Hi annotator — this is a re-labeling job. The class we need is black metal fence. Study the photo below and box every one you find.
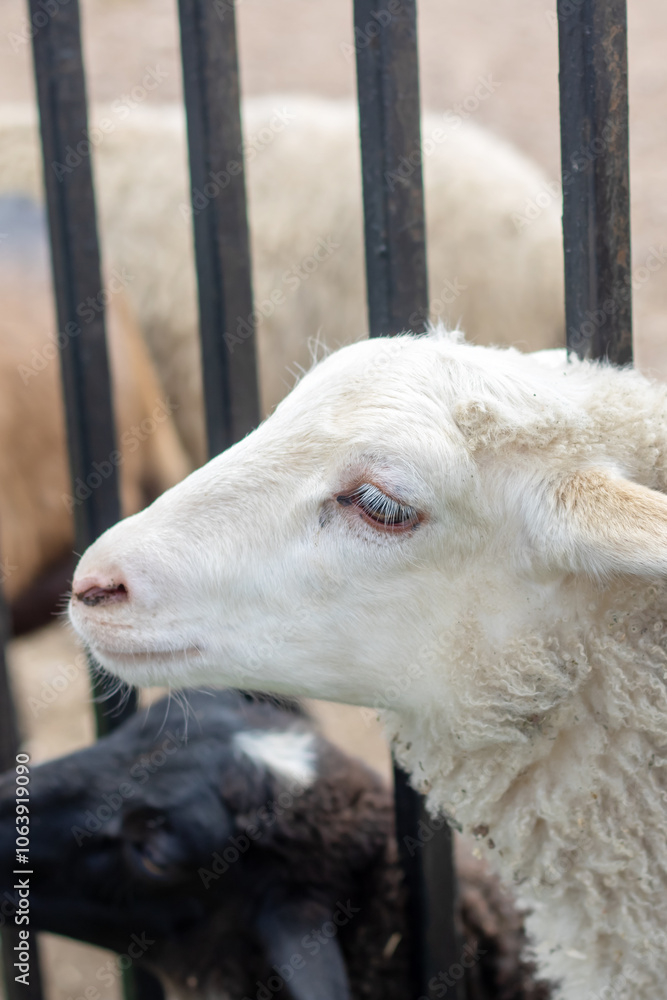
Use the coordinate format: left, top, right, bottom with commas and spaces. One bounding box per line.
0, 0, 632, 998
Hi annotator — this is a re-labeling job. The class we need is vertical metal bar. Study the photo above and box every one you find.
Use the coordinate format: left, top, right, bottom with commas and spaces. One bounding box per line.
355, 0, 429, 337
178, 0, 260, 458
354, 3, 462, 998
27, 4, 158, 997
0, 582, 46, 1000
558, 0, 632, 364
0, 595, 19, 781
393, 767, 462, 1000
28, 0, 136, 734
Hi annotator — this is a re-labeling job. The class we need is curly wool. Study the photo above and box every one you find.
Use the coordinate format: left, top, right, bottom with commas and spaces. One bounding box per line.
382, 354, 667, 1000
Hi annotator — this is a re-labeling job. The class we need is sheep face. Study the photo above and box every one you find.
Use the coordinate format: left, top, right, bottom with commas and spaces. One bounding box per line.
70, 335, 481, 709
70, 332, 667, 726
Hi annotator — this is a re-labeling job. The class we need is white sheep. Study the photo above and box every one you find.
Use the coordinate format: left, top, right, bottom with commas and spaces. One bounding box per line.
70, 329, 667, 1000
0, 99, 564, 463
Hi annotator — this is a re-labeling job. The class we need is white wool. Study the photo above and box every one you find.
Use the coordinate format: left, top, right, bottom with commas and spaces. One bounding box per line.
70, 330, 667, 999
0, 98, 564, 464
233, 729, 317, 787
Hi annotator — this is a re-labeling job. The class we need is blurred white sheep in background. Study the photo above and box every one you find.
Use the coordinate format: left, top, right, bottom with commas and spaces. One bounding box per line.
0, 97, 564, 464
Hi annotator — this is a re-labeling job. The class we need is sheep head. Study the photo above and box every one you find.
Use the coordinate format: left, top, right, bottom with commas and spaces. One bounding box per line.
0, 691, 382, 1000
69, 331, 667, 730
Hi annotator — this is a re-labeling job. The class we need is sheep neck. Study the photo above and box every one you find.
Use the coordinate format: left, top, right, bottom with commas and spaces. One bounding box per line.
384, 575, 667, 1000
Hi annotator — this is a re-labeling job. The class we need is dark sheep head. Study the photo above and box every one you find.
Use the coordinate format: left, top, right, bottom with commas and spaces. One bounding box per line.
0, 690, 403, 1000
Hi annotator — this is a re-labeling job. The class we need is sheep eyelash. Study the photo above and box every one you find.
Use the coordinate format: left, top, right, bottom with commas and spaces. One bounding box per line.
336, 483, 420, 531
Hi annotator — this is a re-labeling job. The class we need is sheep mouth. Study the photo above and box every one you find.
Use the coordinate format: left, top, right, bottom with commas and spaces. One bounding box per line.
90, 646, 204, 667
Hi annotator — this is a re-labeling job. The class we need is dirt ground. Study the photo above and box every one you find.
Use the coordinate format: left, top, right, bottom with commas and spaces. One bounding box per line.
0, 0, 666, 997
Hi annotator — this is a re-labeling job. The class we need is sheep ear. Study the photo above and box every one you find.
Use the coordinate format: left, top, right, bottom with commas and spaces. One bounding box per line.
255, 896, 352, 1000
543, 469, 667, 578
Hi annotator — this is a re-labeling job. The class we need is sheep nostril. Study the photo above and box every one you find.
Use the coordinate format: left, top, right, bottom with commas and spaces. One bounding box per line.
75, 583, 128, 607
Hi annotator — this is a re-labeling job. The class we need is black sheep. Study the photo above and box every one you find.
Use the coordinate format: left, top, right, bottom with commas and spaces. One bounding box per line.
0, 690, 551, 1000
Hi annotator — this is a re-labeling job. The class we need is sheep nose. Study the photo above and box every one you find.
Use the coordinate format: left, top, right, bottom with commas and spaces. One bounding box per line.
74, 576, 129, 607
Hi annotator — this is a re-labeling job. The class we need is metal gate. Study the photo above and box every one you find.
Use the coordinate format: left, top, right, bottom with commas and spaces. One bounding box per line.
0, 0, 632, 997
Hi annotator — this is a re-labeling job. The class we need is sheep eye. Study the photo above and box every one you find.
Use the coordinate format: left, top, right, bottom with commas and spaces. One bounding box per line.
336, 484, 420, 532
